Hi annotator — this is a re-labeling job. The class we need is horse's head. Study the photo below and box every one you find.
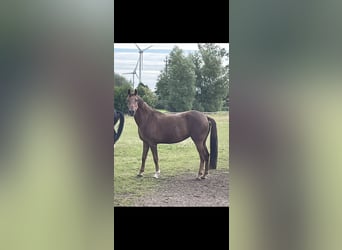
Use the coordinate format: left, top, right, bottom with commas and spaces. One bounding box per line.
127, 89, 139, 116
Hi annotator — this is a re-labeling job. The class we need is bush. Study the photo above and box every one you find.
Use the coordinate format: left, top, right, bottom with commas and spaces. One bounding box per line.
114, 83, 131, 113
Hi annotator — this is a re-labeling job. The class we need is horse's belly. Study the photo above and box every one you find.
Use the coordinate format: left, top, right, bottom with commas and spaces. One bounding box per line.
139, 129, 189, 144
157, 134, 190, 144
158, 125, 190, 143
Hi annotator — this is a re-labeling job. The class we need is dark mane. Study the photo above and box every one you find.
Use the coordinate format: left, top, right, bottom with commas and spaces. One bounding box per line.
136, 95, 164, 115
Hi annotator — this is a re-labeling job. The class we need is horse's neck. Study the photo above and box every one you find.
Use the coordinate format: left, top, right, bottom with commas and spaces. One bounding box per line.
134, 100, 152, 127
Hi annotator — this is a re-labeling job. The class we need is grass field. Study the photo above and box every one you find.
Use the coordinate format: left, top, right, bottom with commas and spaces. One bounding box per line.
114, 111, 229, 206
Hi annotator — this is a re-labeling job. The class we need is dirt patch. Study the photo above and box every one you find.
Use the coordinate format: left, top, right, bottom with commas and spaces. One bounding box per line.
131, 169, 229, 207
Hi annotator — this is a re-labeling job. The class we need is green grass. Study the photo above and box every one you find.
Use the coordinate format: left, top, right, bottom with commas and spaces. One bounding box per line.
114, 112, 229, 206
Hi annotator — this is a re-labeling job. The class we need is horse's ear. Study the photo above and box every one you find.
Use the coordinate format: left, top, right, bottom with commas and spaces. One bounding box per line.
127, 89, 131, 96
134, 89, 137, 95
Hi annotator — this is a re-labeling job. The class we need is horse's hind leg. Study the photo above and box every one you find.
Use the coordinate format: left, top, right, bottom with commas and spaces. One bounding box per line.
202, 143, 210, 179
195, 142, 206, 180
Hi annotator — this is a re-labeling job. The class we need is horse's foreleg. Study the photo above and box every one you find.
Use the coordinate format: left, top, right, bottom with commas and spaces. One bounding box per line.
138, 141, 149, 177
150, 144, 160, 178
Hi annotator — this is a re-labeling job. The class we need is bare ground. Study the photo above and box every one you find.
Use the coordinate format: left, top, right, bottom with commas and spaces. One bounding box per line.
131, 169, 229, 207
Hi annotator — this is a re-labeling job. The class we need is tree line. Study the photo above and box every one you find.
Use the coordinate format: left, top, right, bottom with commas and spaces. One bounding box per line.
114, 43, 229, 113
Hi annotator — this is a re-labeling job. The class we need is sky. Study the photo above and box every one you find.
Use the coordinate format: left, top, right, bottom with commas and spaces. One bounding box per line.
114, 43, 229, 91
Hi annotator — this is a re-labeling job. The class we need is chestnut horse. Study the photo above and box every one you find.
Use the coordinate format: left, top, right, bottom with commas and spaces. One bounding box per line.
127, 89, 218, 179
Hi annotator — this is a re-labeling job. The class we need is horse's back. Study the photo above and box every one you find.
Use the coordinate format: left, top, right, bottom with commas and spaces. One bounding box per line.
184, 110, 207, 121
167, 110, 209, 141
159, 110, 207, 128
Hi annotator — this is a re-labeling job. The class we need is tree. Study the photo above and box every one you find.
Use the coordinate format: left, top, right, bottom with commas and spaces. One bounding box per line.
114, 72, 132, 113
114, 84, 131, 113
136, 83, 157, 108
191, 43, 229, 111
155, 46, 196, 112
155, 70, 170, 109
114, 72, 132, 87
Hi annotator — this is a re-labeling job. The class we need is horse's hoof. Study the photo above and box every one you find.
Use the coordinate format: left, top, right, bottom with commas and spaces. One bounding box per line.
137, 173, 144, 177
153, 171, 160, 178
201, 175, 208, 179
196, 176, 203, 180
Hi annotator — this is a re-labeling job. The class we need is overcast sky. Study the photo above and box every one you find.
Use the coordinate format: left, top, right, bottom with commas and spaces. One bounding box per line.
114, 43, 229, 91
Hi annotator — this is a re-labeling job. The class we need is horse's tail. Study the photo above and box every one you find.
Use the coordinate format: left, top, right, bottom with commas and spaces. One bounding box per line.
114, 111, 124, 144
207, 117, 218, 169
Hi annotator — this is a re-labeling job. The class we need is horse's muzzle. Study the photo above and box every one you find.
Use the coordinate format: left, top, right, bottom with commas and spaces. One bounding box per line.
128, 110, 135, 116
